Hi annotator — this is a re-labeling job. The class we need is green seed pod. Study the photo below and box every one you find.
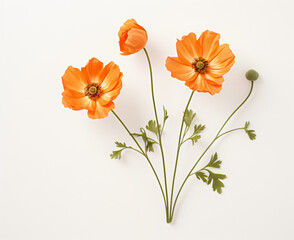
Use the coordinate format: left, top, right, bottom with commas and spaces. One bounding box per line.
246, 69, 259, 81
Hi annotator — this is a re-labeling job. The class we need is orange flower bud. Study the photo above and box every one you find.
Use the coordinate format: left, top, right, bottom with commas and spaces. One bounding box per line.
118, 19, 148, 55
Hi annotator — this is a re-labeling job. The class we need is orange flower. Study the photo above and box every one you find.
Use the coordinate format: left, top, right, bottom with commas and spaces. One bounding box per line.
118, 19, 148, 55
62, 58, 123, 119
166, 30, 235, 95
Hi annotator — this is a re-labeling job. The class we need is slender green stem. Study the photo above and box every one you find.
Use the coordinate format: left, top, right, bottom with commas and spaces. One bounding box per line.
181, 136, 193, 146
216, 127, 245, 139
170, 81, 254, 220
170, 91, 195, 217
143, 48, 169, 221
216, 81, 254, 136
127, 147, 146, 156
171, 138, 216, 216
189, 127, 245, 176
181, 125, 190, 143
111, 110, 167, 207
161, 119, 167, 136
131, 133, 159, 145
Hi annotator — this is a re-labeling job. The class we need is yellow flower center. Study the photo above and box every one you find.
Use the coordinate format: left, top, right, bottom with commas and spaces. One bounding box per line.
85, 83, 101, 100
192, 57, 208, 73
88, 86, 97, 95
196, 61, 205, 70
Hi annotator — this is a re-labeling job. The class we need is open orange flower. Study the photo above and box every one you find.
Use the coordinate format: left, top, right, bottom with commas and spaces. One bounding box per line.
62, 58, 123, 119
118, 19, 148, 55
166, 30, 235, 95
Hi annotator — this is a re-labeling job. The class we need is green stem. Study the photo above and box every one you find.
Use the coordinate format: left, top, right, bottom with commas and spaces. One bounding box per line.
127, 147, 146, 156
170, 81, 254, 220
161, 119, 166, 136
131, 133, 159, 145
189, 127, 245, 176
180, 136, 192, 146
111, 110, 167, 207
216, 81, 254, 136
170, 91, 194, 217
216, 127, 245, 139
143, 48, 169, 222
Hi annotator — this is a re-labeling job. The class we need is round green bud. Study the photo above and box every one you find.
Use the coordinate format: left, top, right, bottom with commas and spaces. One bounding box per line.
246, 69, 259, 81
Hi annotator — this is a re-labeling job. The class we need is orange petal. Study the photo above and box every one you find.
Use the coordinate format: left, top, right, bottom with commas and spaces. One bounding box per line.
119, 31, 129, 54
62, 66, 87, 92
166, 57, 197, 82
176, 39, 195, 65
124, 28, 148, 53
204, 83, 222, 95
87, 101, 115, 119
98, 75, 122, 105
198, 30, 220, 60
118, 19, 143, 37
62, 90, 93, 111
100, 62, 121, 92
181, 33, 202, 59
185, 74, 222, 95
204, 72, 224, 85
63, 88, 85, 98
185, 74, 206, 92
81, 58, 104, 84
208, 44, 235, 75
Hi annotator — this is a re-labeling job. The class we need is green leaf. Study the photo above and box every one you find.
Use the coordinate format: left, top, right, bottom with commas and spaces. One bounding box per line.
163, 106, 169, 122
146, 141, 156, 152
132, 129, 158, 153
139, 128, 157, 153
195, 171, 208, 183
115, 141, 127, 148
140, 128, 148, 143
183, 109, 196, 127
206, 153, 222, 169
193, 124, 205, 135
244, 122, 256, 140
191, 135, 201, 145
190, 124, 205, 145
245, 129, 256, 140
111, 141, 129, 160
244, 121, 250, 129
161, 106, 169, 134
110, 149, 123, 160
207, 170, 227, 194
146, 120, 160, 135
194, 153, 226, 193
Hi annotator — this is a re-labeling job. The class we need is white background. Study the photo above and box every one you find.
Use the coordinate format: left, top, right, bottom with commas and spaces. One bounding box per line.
1, 0, 294, 239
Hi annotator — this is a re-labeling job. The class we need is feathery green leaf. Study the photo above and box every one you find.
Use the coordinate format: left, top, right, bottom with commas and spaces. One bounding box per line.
146, 141, 156, 152
193, 124, 205, 135
195, 171, 208, 183
115, 141, 127, 148
146, 120, 158, 135
244, 121, 256, 140
110, 149, 123, 160
191, 135, 201, 145
183, 109, 196, 127
163, 106, 169, 122
140, 128, 148, 143
110, 141, 130, 160
206, 153, 222, 169
194, 153, 226, 194
206, 170, 227, 194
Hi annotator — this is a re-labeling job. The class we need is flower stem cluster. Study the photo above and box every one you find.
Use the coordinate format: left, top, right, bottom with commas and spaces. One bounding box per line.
62, 18, 258, 223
